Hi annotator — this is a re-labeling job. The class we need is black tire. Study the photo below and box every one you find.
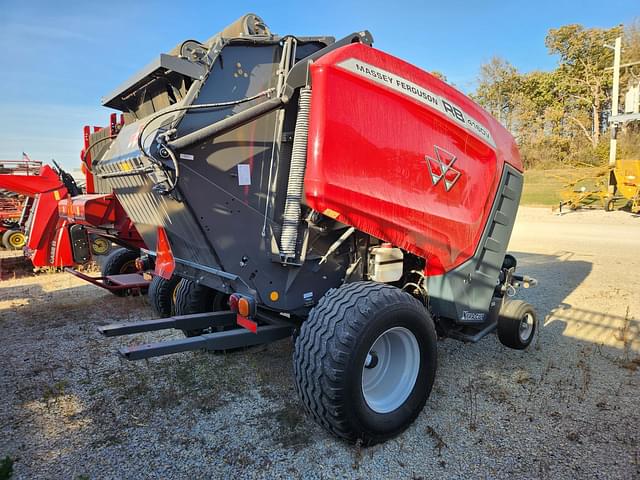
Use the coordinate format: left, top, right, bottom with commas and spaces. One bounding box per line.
497, 300, 537, 350
101, 248, 139, 296
2, 229, 26, 250
149, 275, 182, 317
293, 281, 437, 445
174, 279, 230, 337
605, 198, 616, 212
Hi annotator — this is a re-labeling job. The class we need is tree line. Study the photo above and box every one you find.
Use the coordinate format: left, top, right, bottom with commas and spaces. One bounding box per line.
472, 21, 640, 169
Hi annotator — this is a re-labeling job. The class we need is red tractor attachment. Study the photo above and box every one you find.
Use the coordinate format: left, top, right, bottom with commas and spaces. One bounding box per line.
0, 158, 43, 249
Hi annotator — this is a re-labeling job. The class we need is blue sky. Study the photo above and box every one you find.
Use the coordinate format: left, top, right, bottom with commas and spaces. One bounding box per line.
0, 0, 636, 169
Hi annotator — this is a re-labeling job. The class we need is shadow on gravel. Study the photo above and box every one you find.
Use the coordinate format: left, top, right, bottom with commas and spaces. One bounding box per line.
0, 283, 94, 304
511, 250, 591, 314
3, 252, 640, 479
0, 282, 148, 312
511, 249, 595, 339
512, 249, 638, 358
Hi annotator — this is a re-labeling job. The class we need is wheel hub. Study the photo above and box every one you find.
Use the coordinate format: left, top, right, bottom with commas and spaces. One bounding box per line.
364, 351, 379, 369
361, 327, 420, 414
518, 312, 534, 342
9, 232, 26, 248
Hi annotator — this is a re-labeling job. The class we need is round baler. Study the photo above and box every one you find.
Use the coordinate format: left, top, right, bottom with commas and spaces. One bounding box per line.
94, 14, 538, 444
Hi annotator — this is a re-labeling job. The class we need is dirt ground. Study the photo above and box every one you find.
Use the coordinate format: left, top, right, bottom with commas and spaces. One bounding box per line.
0, 207, 638, 479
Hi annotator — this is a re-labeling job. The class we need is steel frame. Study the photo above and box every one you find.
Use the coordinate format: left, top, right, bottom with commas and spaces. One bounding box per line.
98, 310, 293, 360
64, 267, 149, 294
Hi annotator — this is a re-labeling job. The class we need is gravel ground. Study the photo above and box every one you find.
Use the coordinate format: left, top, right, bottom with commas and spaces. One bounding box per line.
0, 206, 639, 479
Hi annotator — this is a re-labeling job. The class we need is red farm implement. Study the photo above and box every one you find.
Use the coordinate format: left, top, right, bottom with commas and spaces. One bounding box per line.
0, 158, 44, 249
93, 15, 539, 445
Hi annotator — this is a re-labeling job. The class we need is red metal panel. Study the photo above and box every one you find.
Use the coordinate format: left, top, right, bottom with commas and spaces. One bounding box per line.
305, 44, 522, 275
26, 193, 74, 268
236, 314, 258, 333
0, 165, 62, 197
154, 226, 175, 280
81, 125, 96, 194
57, 194, 145, 249
58, 194, 116, 225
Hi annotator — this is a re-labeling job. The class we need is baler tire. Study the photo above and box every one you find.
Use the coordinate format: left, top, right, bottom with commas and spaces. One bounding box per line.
174, 279, 231, 338
293, 281, 437, 445
101, 248, 140, 297
497, 300, 537, 350
149, 275, 181, 318
2, 229, 26, 250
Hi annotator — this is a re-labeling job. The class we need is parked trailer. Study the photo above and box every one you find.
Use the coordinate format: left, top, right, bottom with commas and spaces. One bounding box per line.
96, 14, 538, 444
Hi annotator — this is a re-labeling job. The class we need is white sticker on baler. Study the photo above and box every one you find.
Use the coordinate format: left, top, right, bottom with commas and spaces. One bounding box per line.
179, 153, 194, 160
335, 58, 496, 149
237, 164, 251, 185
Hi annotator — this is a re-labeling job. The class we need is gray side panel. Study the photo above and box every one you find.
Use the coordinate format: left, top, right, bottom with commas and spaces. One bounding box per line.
427, 164, 523, 323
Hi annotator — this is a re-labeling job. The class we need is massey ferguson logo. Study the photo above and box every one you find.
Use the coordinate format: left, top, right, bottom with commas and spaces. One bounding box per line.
426, 146, 461, 192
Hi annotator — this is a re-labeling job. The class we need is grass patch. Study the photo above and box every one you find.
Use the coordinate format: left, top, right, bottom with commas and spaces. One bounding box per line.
104, 352, 253, 415
42, 380, 68, 405
522, 167, 604, 206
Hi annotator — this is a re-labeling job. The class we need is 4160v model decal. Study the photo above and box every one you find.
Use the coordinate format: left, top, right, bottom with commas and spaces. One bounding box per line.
336, 58, 496, 149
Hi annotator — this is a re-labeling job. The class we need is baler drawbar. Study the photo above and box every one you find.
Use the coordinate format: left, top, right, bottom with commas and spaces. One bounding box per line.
95, 14, 538, 444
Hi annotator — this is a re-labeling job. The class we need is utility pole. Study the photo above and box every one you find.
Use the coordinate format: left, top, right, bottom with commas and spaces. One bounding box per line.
608, 37, 621, 170
606, 37, 622, 196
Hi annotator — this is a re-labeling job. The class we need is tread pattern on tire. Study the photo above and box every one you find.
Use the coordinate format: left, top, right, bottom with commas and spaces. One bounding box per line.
293, 281, 428, 441
101, 248, 139, 276
497, 299, 536, 349
149, 275, 181, 317
100, 248, 139, 296
174, 279, 216, 316
173, 279, 232, 338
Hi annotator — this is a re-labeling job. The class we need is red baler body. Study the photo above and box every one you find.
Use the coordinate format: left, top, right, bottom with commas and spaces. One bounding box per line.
305, 44, 522, 275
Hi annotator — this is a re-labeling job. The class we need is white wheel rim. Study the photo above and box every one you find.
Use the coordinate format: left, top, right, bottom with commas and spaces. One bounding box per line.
361, 326, 420, 414
519, 312, 534, 342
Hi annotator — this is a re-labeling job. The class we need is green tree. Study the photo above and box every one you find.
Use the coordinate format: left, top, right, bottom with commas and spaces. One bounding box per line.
474, 57, 521, 130
545, 23, 623, 147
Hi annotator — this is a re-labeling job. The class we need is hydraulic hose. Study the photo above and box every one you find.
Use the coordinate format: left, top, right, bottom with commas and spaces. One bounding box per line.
138, 88, 276, 158
167, 96, 283, 151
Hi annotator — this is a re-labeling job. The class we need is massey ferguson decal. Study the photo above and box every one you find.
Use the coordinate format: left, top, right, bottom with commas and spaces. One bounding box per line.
426, 146, 461, 191
336, 58, 496, 148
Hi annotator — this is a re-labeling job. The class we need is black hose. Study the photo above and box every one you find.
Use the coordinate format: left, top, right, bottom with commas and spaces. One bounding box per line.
136, 87, 276, 160
81, 135, 118, 172
167, 97, 283, 151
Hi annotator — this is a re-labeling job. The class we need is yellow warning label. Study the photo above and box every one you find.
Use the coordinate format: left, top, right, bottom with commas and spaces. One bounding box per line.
53, 190, 60, 201
323, 208, 340, 219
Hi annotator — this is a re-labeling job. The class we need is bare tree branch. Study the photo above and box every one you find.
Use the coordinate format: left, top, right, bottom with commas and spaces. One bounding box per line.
567, 115, 595, 146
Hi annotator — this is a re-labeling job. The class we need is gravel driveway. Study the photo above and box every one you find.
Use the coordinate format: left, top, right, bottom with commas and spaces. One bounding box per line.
1, 207, 638, 479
